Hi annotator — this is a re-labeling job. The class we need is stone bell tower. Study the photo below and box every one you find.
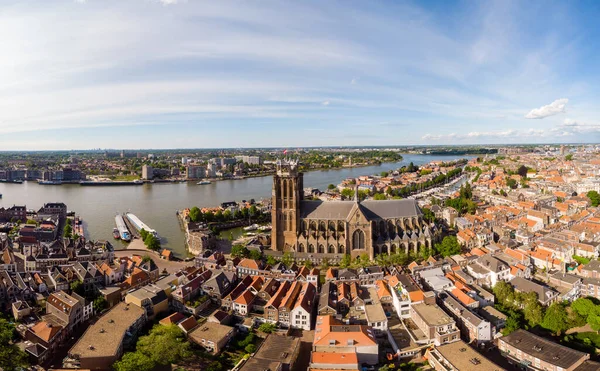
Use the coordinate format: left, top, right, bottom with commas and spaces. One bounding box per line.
271, 159, 303, 251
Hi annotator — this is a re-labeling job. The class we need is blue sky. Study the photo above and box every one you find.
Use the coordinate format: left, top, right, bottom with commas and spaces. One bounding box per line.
1, 0, 599, 150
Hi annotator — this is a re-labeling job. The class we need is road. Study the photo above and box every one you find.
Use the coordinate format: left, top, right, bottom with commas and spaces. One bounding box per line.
113, 249, 192, 273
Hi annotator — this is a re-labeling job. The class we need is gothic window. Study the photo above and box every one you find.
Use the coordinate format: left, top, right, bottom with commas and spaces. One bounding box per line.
318, 244, 325, 254
352, 230, 365, 250
328, 245, 335, 254
339, 245, 345, 254
298, 244, 304, 252
308, 244, 314, 253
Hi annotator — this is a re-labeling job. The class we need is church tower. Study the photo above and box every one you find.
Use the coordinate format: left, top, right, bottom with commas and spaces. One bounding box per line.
271, 159, 303, 251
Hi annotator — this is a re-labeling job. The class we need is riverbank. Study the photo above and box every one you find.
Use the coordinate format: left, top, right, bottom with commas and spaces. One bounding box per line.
0, 154, 476, 257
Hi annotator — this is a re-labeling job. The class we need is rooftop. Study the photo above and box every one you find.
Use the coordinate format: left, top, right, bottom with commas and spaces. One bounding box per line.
412, 302, 455, 327
69, 302, 145, 359
501, 329, 589, 369
433, 340, 505, 370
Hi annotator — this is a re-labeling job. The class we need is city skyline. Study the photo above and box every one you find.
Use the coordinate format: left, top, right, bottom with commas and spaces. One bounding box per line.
1, 0, 600, 150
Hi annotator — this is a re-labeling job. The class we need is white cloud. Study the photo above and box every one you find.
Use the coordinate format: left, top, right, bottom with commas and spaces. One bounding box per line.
158, 0, 180, 5
351, 78, 358, 85
525, 98, 568, 119
563, 118, 578, 126
321, 101, 330, 106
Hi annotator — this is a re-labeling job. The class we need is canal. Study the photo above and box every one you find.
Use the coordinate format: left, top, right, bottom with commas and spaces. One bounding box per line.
0, 154, 474, 256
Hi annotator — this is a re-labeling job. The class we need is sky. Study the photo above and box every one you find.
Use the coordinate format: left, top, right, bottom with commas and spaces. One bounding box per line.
1, 0, 600, 150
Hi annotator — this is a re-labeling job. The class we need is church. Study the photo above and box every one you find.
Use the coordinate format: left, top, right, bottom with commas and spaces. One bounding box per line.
270, 159, 440, 262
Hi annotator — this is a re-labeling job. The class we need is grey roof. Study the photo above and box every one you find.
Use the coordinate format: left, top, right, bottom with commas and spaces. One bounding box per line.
550, 272, 582, 285
299, 199, 421, 220
501, 329, 588, 369
440, 293, 483, 326
299, 201, 355, 219
574, 360, 600, 371
509, 277, 558, 304
474, 255, 508, 273
360, 199, 422, 219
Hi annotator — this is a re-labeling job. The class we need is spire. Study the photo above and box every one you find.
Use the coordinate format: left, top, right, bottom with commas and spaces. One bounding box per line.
354, 183, 360, 204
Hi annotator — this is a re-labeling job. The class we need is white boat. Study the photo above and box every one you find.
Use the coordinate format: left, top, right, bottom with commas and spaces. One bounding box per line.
244, 223, 259, 231
126, 213, 159, 238
258, 225, 272, 232
197, 180, 211, 185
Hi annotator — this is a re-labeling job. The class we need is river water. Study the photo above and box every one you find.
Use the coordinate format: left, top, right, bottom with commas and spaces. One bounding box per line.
0, 154, 473, 256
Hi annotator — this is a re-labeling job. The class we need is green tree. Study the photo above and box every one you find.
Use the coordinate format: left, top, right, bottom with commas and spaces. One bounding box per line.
258, 322, 276, 334
231, 244, 249, 258
506, 178, 518, 189
245, 344, 257, 353
206, 361, 224, 371
281, 252, 295, 267
493, 281, 514, 306
144, 235, 161, 251
93, 296, 108, 313
572, 298, 596, 319
434, 236, 461, 257
249, 250, 262, 261
380, 171, 389, 177
327, 184, 336, 190
223, 209, 232, 220
63, 222, 73, 238
304, 260, 314, 269
502, 313, 522, 335
266, 255, 278, 266
523, 295, 543, 327
189, 206, 201, 222
565, 154, 573, 161
339, 254, 352, 268
140, 228, 149, 240
136, 325, 191, 365
70, 280, 85, 296
374, 193, 387, 200
114, 352, 155, 371
341, 188, 355, 200
542, 303, 570, 335
0, 319, 28, 371
587, 190, 600, 207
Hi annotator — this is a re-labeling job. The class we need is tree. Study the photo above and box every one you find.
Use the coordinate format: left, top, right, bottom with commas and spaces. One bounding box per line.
249, 249, 262, 261
266, 255, 278, 266
506, 178, 518, 189
206, 361, 224, 371
327, 184, 336, 190
93, 296, 108, 313
523, 297, 543, 327
517, 165, 529, 178
245, 343, 257, 353
380, 171, 389, 177
341, 188, 355, 200
70, 280, 85, 296
565, 154, 573, 161
63, 222, 73, 238
258, 322, 276, 334
304, 260, 314, 269
231, 244, 249, 258
502, 313, 522, 335
281, 252, 295, 267
339, 254, 352, 268
144, 235, 161, 251
434, 236, 461, 257
587, 190, 600, 207
114, 351, 155, 371
189, 206, 201, 222
0, 319, 28, 371
135, 325, 191, 365
374, 193, 387, 200
588, 310, 600, 333
493, 281, 514, 306
542, 303, 570, 335
572, 298, 596, 319
140, 228, 148, 240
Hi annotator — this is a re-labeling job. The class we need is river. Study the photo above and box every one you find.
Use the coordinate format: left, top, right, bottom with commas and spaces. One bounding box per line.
0, 154, 473, 257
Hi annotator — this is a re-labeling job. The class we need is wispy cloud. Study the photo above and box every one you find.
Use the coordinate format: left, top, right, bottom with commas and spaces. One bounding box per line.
525, 98, 569, 119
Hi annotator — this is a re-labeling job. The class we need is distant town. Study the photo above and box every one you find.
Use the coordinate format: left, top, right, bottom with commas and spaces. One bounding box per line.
3, 144, 600, 371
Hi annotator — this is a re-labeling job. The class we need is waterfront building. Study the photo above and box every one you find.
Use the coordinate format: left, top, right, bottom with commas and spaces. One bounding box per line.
185, 165, 206, 180
270, 159, 438, 261
142, 165, 153, 180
